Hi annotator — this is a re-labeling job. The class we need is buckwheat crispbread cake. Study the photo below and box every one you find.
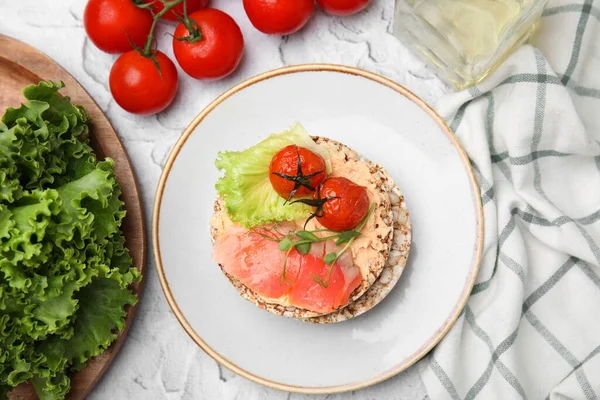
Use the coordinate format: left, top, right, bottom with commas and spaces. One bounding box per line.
211, 137, 411, 322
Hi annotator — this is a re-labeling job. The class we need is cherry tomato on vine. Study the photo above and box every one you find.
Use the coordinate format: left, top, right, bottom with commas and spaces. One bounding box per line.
243, 0, 314, 35
151, 0, 209, 22
316, 0, 371, 16
172, 9, 244, 80
313, 177, 369, 232
109, 50, 178, 115
84, 0, 153, 54
269, 145, 327, 201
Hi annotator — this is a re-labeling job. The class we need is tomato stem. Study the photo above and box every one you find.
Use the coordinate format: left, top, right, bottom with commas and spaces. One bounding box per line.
174, 0, 203, 43
142, 0, 184, 56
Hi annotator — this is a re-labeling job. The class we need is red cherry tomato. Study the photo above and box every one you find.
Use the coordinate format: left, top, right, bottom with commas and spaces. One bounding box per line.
172, 9, 244, 81
316, 0, 370, 16
151, 0, 209, 22
314, 177, 369, 231
269, 145, 327, 200
109, 50, 178, 115
243, 0, 314, 35
84, 0, 153, 54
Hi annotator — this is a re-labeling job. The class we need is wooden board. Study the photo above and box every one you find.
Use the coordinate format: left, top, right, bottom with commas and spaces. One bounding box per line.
0, 34, 147, 399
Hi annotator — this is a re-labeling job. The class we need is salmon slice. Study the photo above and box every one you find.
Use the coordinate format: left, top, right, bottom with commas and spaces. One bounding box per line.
212, 225, 298, 299
212, 224, 362, 314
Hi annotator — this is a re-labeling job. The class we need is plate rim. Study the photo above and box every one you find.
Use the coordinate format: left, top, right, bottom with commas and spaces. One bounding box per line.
152, 64, 484, 394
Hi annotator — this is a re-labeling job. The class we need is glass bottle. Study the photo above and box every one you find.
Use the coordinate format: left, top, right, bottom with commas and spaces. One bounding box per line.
394, 0, 548, 90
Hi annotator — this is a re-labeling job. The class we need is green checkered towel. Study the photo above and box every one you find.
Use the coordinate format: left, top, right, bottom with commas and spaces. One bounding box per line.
418, 0, 600, 399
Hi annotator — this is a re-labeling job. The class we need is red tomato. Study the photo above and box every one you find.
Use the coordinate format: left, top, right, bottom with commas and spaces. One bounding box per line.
109, 50, 178, 115
151, 0, 209, 22
314, 177, 369, 231
84, 0, 153, 54
243, 0, 314, 35
269, 145, 327, 201
316, 0, 370, 16
172, 9, 244, 81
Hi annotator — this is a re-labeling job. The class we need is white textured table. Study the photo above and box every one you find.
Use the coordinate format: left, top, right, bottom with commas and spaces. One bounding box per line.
0, 1, 448, 398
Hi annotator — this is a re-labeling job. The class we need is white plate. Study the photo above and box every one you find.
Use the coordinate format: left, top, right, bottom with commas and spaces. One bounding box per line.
153, 65, 483, 394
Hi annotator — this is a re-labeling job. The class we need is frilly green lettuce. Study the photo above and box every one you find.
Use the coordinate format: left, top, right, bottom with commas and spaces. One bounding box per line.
215, 123, 331, 227
0, 81, 139, 400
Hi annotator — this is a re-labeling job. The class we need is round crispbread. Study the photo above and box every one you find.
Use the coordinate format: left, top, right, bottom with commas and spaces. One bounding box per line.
211, 137, 411, 322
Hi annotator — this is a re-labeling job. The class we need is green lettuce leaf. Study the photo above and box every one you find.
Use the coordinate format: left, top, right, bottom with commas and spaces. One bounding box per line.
1, 81, 93, 192
67, 277, 137, 370
215, 123, 331, 227
31, 373, 70, 400
0, 81, 140, 400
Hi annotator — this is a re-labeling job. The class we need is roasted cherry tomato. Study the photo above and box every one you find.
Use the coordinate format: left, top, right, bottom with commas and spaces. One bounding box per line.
84, 0, 153, 54
109, 50, 178, 115
313, 177, 369, 231
316, 0, 370, 16
151, 0, 209, 21
243, 0, 314, 35
269, 145, 327, 201
172, 9, 244, 80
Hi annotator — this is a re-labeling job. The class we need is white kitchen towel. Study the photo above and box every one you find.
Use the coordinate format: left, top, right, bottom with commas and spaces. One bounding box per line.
418, 0, 600, 399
